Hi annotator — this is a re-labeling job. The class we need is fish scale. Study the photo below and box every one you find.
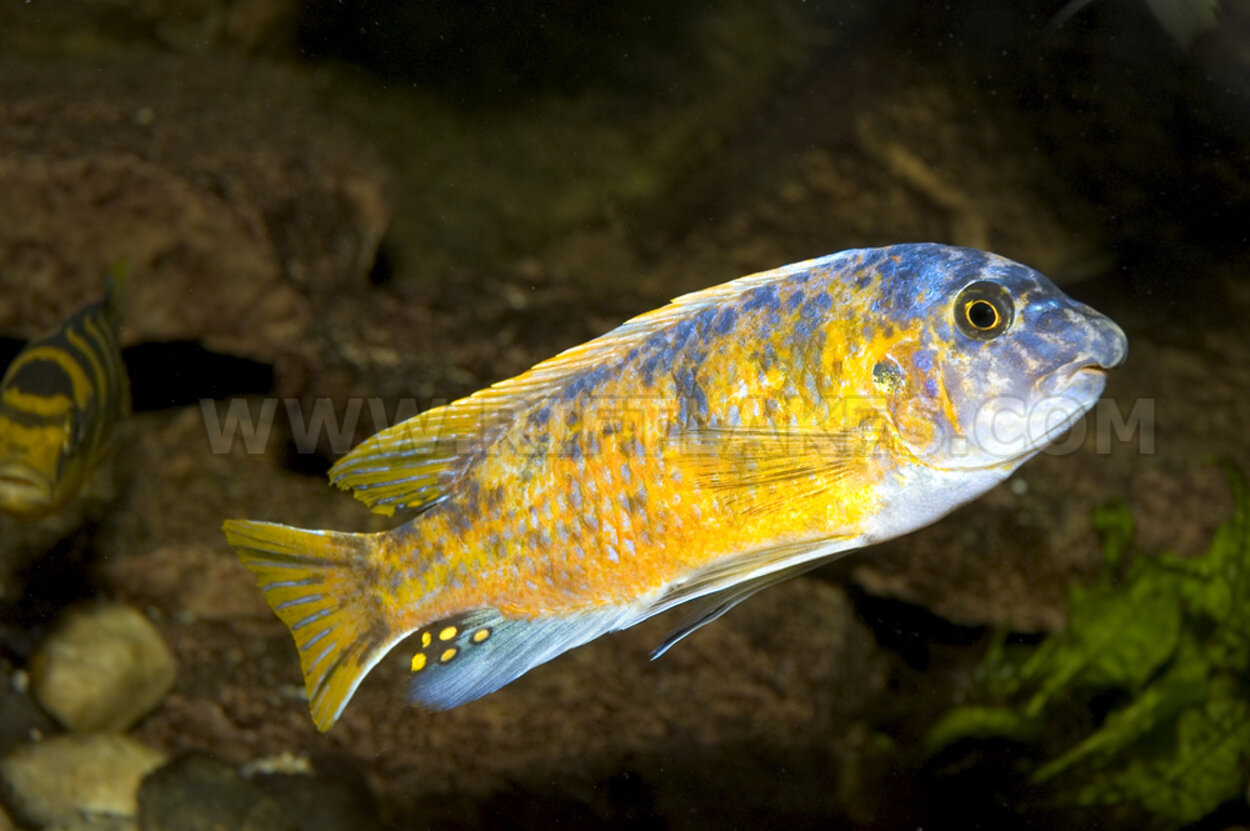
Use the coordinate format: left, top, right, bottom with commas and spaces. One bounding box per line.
224, 243, 1128, 732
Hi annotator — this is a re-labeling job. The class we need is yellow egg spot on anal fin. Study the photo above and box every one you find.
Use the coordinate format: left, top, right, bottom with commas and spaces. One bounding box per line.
421, 631, 432, 648
405, 607, 631, 711
411, 653, 427, 672
438, 626, 458, 641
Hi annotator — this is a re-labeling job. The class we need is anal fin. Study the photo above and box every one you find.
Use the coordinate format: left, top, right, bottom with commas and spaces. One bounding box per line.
404, 606, 635, 710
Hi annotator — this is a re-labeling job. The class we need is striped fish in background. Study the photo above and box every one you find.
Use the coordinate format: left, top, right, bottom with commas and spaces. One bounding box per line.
0, 270, 131, 518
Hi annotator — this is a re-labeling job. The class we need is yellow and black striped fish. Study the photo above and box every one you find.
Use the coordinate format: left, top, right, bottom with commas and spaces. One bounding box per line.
0, 271, 130, 518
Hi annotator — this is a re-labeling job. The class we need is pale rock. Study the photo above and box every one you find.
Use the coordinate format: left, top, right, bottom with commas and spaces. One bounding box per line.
29, 603, 176, 732
0, 733, 165, 828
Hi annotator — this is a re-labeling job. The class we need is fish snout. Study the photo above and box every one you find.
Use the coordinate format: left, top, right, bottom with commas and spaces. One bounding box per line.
1034, 310, 1126, 400
1085, 312, 1128, 371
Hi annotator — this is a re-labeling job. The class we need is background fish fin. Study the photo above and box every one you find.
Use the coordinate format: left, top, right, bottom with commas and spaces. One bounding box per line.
651, 562, 820, 659
405, 606, 635, 710
103, 262, 131, 334
330, 254, 849, 516
645, 536, 857, 656
673, 425, 885, 516
223, 519, 400, 732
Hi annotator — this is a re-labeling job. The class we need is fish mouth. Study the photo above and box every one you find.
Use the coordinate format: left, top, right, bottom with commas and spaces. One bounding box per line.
1038, 360, 1110, 400
931, 363, 1109, 474
1035, 370, 1105, 438
0, 464, 54, 512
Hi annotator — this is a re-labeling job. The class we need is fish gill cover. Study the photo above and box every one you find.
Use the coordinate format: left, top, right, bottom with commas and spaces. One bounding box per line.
925, 460, 1250, 824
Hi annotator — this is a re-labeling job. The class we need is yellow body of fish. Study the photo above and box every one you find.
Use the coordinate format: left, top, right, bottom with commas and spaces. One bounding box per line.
225, 244, 1127, 731
0, 271, 130, 518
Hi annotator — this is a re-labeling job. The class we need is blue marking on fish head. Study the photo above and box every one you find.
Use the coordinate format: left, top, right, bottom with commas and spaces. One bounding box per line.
859, 244, 1128, 473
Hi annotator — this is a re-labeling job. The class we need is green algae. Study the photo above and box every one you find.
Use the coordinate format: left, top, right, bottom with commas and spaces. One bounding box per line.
927, 461, 1250, 824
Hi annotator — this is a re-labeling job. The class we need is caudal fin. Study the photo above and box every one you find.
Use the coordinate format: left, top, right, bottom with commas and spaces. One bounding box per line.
223, 519, 398, 732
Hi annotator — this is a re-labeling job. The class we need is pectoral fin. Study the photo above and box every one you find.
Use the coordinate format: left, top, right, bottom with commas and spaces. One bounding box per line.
673, 424, 887, 516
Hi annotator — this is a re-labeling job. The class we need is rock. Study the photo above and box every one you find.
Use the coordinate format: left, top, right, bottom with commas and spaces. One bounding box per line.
0, 661, 56, 759
28, 603, 177, 732
137, 753, 295, 831
0, 0, 299, 57
45, 816, 138, 831
0, 53, 391, 406
250, 755, 386, 831
0, 733, 165, 828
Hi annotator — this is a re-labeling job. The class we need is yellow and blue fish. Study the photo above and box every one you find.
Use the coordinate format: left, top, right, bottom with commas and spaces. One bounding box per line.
224, 243, 1128, 732
0, 271, 130, 518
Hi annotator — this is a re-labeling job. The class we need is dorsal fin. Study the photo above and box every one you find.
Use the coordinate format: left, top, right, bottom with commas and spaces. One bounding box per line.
102, 263, 131, 335
329, 254, 841, 515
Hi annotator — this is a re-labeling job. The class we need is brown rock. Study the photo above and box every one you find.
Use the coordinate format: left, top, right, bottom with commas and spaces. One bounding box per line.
0, 54, 390, 402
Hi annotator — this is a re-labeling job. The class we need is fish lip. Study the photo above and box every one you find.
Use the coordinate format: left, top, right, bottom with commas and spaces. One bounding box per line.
0, 464, 54, 507
1038, 360, 1109, 399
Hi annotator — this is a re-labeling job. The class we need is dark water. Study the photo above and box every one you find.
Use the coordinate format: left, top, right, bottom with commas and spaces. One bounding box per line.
0, 1, 1248, 829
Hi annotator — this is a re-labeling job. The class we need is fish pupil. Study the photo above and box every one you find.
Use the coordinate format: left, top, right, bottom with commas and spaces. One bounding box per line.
953, 281, 1014, 341
966, 299, 999, 330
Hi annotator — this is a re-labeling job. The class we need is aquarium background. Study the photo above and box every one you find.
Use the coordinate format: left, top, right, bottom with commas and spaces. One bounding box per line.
0, 1, 1248, 829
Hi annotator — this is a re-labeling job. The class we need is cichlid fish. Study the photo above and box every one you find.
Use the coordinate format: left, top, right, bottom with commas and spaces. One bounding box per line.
224, 243, 1127, 732
0, 270, 131, 518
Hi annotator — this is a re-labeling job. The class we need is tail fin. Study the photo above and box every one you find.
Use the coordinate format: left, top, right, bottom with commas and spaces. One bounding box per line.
223, 519, 398, 732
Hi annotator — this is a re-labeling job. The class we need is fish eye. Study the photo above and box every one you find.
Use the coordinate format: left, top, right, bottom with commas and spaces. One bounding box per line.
954, 281, 1014, 341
